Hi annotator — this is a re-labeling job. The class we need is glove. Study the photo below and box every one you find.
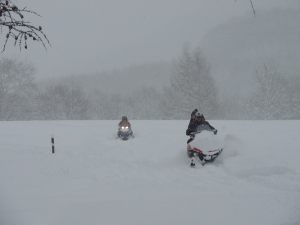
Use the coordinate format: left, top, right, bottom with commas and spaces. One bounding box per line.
213, 129, 218, 135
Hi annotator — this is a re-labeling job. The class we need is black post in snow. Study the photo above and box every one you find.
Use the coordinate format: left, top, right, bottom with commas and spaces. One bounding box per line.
51, 136, 55, 154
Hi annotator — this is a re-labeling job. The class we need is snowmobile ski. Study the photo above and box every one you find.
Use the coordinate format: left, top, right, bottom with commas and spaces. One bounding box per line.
187, 147, 223, 167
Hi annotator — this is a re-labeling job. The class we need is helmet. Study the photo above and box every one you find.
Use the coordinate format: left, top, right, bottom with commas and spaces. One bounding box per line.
195, 112, 204, 121
195, 112, 201, 117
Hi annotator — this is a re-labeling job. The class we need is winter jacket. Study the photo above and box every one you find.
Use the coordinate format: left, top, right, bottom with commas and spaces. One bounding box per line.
186, 110, 216, 136
118, 120, 131, 129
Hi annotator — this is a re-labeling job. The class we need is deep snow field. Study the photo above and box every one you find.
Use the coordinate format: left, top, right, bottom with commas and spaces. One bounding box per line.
0, 120, 300, 225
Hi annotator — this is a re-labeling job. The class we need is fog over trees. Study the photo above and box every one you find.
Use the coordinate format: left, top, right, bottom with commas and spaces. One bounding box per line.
164, 48, 219, 119
0, 58, 36, 120
1, 53, 300, 120
0, 5, 300, 120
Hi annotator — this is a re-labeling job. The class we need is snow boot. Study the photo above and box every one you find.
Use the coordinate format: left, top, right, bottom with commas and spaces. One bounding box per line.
190, 157, 196, 167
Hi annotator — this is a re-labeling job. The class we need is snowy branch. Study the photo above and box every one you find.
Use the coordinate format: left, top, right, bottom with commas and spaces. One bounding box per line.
0, 0, 50, 52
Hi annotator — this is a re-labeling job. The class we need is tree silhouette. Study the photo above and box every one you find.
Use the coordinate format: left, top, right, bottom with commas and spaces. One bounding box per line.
0, 0, 50, 52
168, 47, 219, 118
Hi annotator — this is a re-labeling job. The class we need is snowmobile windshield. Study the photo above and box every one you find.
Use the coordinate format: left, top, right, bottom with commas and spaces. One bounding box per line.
190, 131, 223, 153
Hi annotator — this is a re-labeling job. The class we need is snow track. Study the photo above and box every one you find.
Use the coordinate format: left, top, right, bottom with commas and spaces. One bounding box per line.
0, 120, 299, 225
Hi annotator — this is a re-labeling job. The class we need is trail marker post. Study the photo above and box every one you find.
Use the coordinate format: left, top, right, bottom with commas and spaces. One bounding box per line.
51, 136, 55, 154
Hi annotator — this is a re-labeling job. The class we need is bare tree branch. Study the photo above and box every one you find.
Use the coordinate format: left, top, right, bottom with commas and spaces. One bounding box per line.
235, 0, 256, 16
249, 0, 256, 16
0, 0, 50, 52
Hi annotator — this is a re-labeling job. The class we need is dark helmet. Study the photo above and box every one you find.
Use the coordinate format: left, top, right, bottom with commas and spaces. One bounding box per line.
195, 112, 204, 121
195, 111, 201, 117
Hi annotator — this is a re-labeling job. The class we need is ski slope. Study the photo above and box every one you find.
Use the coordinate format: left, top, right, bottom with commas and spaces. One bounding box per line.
0, 120, 300, 225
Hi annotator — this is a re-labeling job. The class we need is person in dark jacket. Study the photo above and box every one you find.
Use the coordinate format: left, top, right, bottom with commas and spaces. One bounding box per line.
117, 116, 133, 137
118, 116, 131, 129
186, 109, 217, 144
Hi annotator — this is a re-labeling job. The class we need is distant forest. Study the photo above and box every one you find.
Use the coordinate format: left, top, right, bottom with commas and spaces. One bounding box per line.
1, 7, 300, 120
1, 50, 299, 120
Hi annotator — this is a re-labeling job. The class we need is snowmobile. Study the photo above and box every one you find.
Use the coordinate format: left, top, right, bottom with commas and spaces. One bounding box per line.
117, 126, 133, 141
187, 131, 223, 167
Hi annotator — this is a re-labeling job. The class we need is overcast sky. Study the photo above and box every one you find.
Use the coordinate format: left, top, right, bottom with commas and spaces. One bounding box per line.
3, 0, 297, 79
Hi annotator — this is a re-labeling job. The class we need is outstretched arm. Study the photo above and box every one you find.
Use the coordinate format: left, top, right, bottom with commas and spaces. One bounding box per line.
204, 121, 218, 134
195, 122, 218, 134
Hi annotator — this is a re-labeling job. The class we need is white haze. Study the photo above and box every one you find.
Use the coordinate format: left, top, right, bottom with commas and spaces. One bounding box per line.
1, 0, 300, 120
201, 6, 300, 98
3, 0, 299, 79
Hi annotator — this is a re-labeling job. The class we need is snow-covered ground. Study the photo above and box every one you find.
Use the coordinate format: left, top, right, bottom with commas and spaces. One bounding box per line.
0, 120, 300, 225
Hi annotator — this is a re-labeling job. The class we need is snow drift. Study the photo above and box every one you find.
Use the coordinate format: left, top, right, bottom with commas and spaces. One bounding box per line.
0, 120, 299, 225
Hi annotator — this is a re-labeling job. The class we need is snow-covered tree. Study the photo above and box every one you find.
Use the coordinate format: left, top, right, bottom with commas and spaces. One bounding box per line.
0, 58, 36, 120
127, 87, 162, 119
167, 47, 219, 119
247, 65, 290, 119
89, 87, 163, 120
286, 75, 300, 119
37, 84, 89, 120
